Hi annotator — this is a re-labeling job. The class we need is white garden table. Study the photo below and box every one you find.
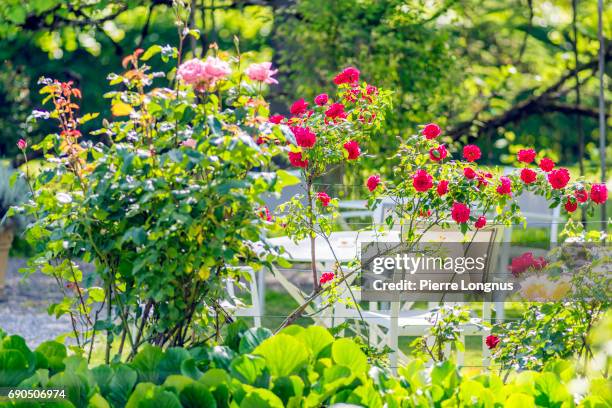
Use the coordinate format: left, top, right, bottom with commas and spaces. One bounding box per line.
265, 230, 401, 327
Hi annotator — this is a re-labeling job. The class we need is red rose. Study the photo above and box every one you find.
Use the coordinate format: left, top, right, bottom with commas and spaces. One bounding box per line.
451, 202, 470, 224
463, 167, 477, 179
575, 189, 588, 203
314, 93, 329, 106
590, 183, 608, 204
333, 67, 360, 85
517, 148, 536, 164
475, 216, 487, 229
17, 139, 27, 150
365, 85, 378, 95
496, 176, 512, 195
367, 175, 381, 192
520, 168, 537, 184
429, 145, 448, 162
539, 157, 555, 172
412, 169, 433, 192
290, 98, 309, 115
564, 197, 577, 213
422, 123, 441, 140
343, 140, 361, 160
485, 335, 500, 349
292, 126, 316, 148
269, 114, 285, 124
325, 103, 347, 120
317, 192, 331, 207
288, 151, 308, 168
462, 145, 481, 162
547, 168, 570, 189
319, 272, 335, 285
508, 252, 547, 277
437, 180, 449, 196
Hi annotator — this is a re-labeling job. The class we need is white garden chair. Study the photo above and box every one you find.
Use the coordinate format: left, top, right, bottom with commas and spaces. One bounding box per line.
222, 266, 263, 328
360, 227, 502, 371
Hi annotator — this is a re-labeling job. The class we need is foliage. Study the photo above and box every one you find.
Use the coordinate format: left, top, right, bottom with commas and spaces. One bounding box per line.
11, 30, 299, 358
1, 324, 610, 407
410, 305, 475, 363
491, 231, 611, 374
0, 164, 28, 231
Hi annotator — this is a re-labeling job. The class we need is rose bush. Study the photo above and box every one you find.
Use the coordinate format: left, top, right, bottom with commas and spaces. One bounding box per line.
13, 38, 300, 360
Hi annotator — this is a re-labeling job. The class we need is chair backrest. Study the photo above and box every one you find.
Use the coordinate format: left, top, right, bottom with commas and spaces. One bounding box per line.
372, 197, 400, 225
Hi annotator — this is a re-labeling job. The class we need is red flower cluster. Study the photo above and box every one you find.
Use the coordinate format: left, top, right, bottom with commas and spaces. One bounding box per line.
451, 202, 470, 224
422, 123, 441, 140
325, 103, 347, 120
292, 126, 316, 148
413, 169, 433, 192
462, 145, 481, 162
317, 192, 331, 207
437, 180, 449, 196
486, 335, 500, 349
269, 114, 285, 124
314, 93, 329, 106
319, 272, 335, 285
520, 168, 537, 184
496, 176, 512, 195
290, 98, 309, 116
429, 145, 447, 162
288, 151, 308, 168
344, 140, 361, 160
539, 157, 555, 172
547, 168, 570, 189
333, 67, 360, 85
591, 183, 608, 204
517, 149, 536, 164
367, 175, 381, 192
463, 167, 476, 180
475, 216, 487, 229
508, 252, 547, 277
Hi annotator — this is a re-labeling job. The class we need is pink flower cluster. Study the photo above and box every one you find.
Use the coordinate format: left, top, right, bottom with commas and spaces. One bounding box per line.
508, 252, 547, 277
177, 57, 231, 90
245, 62, 278, 84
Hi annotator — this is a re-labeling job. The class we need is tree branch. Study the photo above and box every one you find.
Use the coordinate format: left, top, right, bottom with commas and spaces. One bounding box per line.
447, 46, 612, 140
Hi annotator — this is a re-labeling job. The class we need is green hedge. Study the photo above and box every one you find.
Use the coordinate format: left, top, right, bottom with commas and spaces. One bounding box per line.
0, 325, 609, 408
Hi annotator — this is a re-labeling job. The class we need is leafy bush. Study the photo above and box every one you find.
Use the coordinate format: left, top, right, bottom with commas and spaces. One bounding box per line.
1, 324, 610, 408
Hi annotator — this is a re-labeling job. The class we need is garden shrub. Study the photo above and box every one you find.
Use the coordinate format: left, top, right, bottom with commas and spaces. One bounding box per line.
0, 323, 610, 408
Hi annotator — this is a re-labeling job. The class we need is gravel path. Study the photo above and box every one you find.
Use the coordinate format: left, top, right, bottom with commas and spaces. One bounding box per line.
0, 258, 73, 348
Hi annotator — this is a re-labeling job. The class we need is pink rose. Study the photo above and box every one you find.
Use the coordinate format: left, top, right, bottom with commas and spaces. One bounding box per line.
496, 176, 512, 195
325, 103, 347, 120
590, 183, 608, 204
475, 216, 487, 229
181, 138, 197, 148
547, 168, 570, 190
17, 139, 27, 150
317, 192, 331, 207
288, 151, 308, 168
517, 149, 536, 164
245, 62, 278, 84
412, 170, 433, 192
177, 57, 231, 89
290, 98, 309, 116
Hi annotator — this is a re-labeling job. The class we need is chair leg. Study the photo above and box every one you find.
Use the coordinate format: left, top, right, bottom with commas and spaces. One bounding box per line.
482, 335, 491, 368
249, 269, 262, 328
457, 334, 465, 367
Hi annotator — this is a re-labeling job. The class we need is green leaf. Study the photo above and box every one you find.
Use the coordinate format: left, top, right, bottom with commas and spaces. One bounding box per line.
141, 45, 163, 61
238, 327, 273, 354
296, 326, 333, 358
180, 382, 217, 408
505, 393, 535, 408
35, 341, 66, 373
0, 349, 30, 387
158, 348, 191, 382
125, 383, 182, 408
131, 345, 164, 383
229, 355, 269, 386
252, 334, 309, 377
240, 388, 284, 408
331, 338, 368, 375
